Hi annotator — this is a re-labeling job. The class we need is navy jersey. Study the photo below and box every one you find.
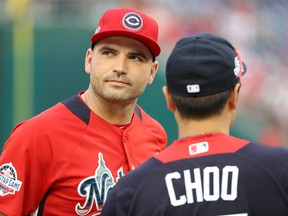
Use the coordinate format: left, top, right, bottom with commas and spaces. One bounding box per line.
101, 132, 288, 216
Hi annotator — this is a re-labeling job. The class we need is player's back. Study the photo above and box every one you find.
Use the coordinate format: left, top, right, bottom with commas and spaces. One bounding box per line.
102, 133, 288, 216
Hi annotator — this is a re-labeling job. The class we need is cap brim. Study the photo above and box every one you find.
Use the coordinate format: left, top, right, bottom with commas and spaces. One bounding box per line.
91, 31, 161, 57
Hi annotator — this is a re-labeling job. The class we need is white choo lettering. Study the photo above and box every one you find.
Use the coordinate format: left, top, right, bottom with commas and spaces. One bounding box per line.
165, 166, 239, 207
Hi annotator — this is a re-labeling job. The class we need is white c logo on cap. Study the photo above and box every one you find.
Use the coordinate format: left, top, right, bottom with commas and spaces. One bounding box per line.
122, 12, 144, 31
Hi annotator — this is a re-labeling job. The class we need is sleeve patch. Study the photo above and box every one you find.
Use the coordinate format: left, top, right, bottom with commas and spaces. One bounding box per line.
0, 162, 22, 196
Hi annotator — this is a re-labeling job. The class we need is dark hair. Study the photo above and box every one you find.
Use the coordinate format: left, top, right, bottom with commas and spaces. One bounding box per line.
171, 88, 234, 120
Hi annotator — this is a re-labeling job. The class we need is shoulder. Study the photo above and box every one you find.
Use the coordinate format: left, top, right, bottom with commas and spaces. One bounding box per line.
135, 106, 164, 129
9, 102, 64, 136
13, 94, 89, 133
6, 94, 90, 149
237, 142, 288, 179
239, 142, 288, 160
134, 105, 167, 148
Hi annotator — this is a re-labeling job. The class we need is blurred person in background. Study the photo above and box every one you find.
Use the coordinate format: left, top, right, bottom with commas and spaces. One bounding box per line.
101, 32, 288, 216
0, 8, 167, 215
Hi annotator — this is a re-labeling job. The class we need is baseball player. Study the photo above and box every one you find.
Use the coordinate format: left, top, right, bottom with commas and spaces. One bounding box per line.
101, 33, 288, 216
0, 8, 167, 215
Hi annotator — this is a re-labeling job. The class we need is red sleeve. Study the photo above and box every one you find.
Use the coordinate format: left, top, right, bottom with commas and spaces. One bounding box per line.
0, 120, 53, 215
0, 104, 76, 215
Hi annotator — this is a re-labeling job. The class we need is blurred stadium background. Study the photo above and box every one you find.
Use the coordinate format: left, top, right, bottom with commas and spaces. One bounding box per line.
1, 0, 288, 148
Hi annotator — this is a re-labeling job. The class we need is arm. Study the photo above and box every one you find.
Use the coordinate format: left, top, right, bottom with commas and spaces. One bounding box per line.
0, 121, 50, 214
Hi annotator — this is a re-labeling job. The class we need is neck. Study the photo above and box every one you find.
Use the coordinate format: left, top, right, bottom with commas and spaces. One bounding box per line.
177, 115, 230, 140
81, 90, 136, 124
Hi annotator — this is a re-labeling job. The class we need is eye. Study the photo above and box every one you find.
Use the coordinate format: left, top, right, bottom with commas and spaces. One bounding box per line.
129, 53, 146, 62
101, 50, 115, 57
97, 46, 117, 57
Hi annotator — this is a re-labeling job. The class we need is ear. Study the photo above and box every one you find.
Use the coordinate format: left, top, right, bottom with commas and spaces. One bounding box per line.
84, 48, 93, 74
228, 83, 241, 110
147, 61, 159, 85
162, 86, 176, 112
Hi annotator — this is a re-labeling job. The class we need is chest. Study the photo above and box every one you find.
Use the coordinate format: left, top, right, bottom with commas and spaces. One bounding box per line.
41, 126, 161, 215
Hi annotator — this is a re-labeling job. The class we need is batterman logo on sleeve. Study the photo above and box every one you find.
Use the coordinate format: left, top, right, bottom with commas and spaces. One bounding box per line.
0, 162, 22, 196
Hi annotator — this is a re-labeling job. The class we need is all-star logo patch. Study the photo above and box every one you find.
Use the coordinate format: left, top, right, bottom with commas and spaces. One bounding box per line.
95, 25, 101, 34
0, 163, 22, 196
122, 12, 144, 31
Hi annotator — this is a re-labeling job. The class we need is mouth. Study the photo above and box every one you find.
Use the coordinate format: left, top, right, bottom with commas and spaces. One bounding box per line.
107, 79, 130, 87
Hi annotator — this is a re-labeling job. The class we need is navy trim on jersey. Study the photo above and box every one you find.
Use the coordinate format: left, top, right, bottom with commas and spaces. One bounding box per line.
62, 94, 142, 124
62, 95, 91, 125
134, 105, 142, 121
36, 189, 50, 216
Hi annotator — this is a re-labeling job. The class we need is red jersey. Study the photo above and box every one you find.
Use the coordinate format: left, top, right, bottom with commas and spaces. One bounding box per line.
0, 93, 167, 215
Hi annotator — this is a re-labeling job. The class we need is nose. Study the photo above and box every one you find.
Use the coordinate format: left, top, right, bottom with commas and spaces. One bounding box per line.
113, 55, 127, 75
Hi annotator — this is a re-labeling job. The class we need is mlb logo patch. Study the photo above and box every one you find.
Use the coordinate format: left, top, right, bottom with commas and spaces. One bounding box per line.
189, 142, 209, 155
187, 84, 200, 93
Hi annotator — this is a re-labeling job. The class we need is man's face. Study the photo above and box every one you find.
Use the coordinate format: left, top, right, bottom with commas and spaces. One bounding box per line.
85, 36, 158, 104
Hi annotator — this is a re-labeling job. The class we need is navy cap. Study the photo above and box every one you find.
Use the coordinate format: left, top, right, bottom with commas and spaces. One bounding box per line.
166, 32, 247, 97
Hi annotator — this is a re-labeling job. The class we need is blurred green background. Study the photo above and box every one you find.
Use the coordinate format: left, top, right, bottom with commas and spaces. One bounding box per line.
1, 0, 287, 149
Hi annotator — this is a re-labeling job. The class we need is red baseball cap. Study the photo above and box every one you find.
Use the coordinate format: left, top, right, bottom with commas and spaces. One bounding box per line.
90, 8, 161, 57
